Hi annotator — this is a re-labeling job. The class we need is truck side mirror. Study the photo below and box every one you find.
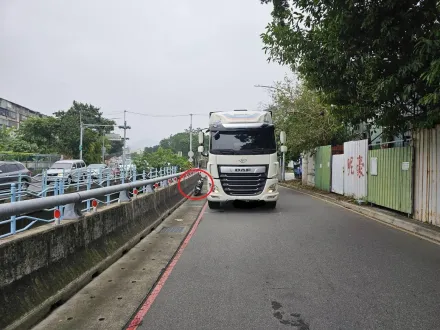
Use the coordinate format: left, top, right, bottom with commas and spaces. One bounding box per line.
280, 131, 286, 144
198, 131, 204, 144
280, 145, 287, 153
198, 145, 204, 153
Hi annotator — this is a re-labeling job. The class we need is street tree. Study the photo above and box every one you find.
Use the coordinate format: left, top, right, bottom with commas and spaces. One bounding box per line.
159, 129, 202, 155
17, 116, 60, 153
16, 101, 117, 163
0, 126, 39, 153
53, 101, 116, 162
144, 145, 159, 154
132, 147, 191, 172
269, 77, 353, 157
260, 0, 440, 135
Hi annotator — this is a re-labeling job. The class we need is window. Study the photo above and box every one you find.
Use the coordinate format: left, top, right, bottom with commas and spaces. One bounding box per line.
4, 164, 19, 173
7, 110, 16, 119
50, 163, 73, 170
210, 126, 277, 155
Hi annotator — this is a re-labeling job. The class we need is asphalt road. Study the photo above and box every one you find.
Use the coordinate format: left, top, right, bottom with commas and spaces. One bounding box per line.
135, 187, 440, 330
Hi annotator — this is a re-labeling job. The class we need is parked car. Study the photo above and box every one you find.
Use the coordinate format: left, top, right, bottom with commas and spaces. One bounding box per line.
87, 164, 111, 179
0, 161, 32, 189
46, 160, 87, 184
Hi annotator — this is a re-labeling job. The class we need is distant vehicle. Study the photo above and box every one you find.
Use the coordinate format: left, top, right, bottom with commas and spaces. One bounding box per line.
46, 160, 87, 184
0, 161, 32, 189
87, 164, 111, 179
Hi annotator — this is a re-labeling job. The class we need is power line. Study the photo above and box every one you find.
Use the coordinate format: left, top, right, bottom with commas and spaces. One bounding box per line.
125, 111, 206, 117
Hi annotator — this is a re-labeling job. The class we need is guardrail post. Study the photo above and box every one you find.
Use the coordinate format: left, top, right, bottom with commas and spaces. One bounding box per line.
63, 202, 81, 220
57, 178, 63, 218
76, 169, 80, 191
119, 189, 130, 203
10, 183, 17, 235
54, 180, 58, 198
106, 173, 111, 205
17, 173, 22, 201
42, 170, 47, 197
53, 180, 60, 224
86, 172, 91, 212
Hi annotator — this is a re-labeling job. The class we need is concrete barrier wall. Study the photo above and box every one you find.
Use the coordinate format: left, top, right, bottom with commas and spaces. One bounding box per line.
0, 175, 198, 330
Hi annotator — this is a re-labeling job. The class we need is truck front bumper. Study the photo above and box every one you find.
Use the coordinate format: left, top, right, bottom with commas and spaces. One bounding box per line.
207, 178, 279, 202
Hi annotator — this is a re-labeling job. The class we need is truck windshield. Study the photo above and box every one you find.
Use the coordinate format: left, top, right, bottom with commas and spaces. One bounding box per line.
210, 126, 276, 155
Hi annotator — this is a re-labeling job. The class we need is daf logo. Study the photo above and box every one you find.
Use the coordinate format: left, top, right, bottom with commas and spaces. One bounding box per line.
235, 168, 251, 172
238, 158, 247, 163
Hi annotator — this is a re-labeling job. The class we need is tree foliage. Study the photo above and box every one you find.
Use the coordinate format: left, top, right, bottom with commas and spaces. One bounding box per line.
158, 129, 207, 156
270, 77, 354, 156
132, 147, 191, 172
261, 0, 440, 134
0, 126, 39, 153
53, 101, 116, 163
14, 101, 118, 163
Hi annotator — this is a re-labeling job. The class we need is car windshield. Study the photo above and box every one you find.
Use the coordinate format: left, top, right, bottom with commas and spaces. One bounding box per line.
50, 163, 72, 169
210, 126, 276, 155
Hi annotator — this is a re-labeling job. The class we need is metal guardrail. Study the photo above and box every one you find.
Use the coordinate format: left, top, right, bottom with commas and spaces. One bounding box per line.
0, 167, 193, 239
0, 166, 179, 203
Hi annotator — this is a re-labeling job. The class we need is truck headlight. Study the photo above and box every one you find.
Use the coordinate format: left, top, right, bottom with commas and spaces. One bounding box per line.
267, 183, 277, 193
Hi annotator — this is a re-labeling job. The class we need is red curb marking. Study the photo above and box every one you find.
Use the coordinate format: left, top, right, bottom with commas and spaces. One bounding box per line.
126, 202, 208, 330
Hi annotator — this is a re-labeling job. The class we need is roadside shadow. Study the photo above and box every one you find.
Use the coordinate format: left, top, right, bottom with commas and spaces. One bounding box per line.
211, 200, 278, 214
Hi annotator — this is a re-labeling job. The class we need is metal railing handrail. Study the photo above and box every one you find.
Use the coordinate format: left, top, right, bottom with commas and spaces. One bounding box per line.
0, 172, 187, 219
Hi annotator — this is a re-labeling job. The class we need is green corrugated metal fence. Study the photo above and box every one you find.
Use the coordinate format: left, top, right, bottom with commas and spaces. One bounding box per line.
315, 145, 331, 191
367, 146, 413, 214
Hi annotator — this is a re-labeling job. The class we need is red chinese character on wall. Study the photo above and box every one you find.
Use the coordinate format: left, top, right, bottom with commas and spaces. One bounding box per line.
356, 155, 365, 178
347, 156, 354, 176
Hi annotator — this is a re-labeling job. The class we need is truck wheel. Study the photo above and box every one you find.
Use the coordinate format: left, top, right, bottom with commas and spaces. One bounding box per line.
265, 201, 277, 209
208, 201, 221, 209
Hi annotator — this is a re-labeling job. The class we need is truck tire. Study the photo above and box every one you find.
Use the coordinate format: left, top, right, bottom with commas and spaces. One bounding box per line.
265, 201, 277, 209
208, 201, 221, 209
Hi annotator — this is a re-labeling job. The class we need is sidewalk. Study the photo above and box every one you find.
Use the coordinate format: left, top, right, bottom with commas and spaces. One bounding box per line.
280, 180, 440, 245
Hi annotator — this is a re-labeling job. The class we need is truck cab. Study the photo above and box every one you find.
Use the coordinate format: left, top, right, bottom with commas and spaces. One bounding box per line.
198, 110, 286, 210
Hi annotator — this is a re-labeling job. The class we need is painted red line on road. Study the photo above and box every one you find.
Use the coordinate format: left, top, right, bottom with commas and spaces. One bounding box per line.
126, 202, 208, 330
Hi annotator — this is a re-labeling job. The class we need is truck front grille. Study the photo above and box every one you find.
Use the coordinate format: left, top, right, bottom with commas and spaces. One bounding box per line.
219, 172, 267, 196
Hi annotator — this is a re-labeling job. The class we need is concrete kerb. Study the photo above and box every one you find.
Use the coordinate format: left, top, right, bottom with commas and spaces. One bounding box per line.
1, 176, 199, 330
280, 183, 440, 245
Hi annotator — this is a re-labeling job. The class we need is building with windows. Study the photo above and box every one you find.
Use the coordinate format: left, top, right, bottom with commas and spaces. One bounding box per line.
0, 98, 46, 128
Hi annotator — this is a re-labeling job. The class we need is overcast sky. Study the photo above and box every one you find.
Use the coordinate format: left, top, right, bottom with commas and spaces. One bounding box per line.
0, 0, 287, 151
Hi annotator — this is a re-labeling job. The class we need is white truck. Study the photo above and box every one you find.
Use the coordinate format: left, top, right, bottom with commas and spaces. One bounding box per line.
198, 109, 287, 210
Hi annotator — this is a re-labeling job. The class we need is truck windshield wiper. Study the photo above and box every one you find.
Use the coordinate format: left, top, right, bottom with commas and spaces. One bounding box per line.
249, 148, 275, 154
211, 149, 237, 155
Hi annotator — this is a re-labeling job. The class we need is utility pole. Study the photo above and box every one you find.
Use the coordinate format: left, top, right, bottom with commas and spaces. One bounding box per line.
79, 111, 83, 160
118, 110, 131, 172
102, 135, 105, 163
188, 113, 194, 164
